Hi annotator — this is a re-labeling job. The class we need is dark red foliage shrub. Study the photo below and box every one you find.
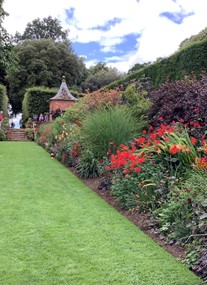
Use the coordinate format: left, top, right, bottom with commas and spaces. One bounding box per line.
148, 73, 207, 139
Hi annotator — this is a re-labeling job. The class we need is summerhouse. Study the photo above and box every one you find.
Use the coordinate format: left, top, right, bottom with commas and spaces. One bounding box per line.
49, 76, 77, 120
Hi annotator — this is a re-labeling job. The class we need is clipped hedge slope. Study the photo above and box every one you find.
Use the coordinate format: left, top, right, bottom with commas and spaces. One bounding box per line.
107, 38, 207, 89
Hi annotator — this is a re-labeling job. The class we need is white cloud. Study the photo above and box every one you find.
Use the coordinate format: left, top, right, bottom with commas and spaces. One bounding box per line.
3, 0, 207, 73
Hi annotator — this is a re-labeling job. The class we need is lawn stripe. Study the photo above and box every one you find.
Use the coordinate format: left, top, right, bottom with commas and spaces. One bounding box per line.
0, 142, 201, 285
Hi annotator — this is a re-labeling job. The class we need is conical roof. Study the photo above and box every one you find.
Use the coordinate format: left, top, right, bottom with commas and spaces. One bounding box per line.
50, 76, 77, 101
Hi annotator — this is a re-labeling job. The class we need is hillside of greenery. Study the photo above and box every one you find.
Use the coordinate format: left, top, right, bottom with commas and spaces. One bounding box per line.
107, 29, 207, 90
179, 26, 207, 50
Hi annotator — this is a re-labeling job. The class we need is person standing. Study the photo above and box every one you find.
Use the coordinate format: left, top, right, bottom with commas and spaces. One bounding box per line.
0, 111, 3, 128
39, 114, 44, 124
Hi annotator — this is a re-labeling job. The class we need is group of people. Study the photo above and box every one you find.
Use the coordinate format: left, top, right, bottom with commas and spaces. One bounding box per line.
0, 111, 50, 129
36, 113, 49, 124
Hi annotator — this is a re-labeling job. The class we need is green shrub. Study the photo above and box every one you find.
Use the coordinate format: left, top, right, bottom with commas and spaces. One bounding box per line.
155, 170, 207, 241
25, 128, 34, 141
1, 117, 9, 130
106, 38, 207, 90
0, 85, 8, 117
76, 149, 100, 179
110, 159, 165, 211
81, 107, 137, 159
0, 129, 6, 141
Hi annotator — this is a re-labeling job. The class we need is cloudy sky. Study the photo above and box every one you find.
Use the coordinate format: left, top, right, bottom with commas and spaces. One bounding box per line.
3, 0, 207, 73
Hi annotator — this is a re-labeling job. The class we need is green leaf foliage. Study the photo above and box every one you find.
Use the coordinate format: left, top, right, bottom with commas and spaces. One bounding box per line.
22, 86, 57, 121
0, 84, 8, 116
15, 16, 69, 42
6, 38, 87, 114
81, 107, 138, 159
107, 38, 207, 89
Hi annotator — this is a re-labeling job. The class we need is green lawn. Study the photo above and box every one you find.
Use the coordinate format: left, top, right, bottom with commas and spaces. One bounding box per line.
0, 142, 201, 285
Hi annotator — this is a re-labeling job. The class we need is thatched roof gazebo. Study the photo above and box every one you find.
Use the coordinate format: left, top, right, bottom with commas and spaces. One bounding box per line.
49, 76, 77, 120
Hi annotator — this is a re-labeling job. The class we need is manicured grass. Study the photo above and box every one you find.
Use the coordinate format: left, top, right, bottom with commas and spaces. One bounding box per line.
0, 142, 201, 285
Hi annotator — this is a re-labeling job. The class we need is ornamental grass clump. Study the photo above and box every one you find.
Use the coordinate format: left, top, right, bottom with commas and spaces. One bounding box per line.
81, 106, 137, 160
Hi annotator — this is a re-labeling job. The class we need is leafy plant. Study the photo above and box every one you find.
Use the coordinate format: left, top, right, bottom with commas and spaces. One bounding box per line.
25, 128, 34, 141
155, 170, 207, 241
148, 73, 207, 139
0, 129, 6, 141
81, 106, 137, 160
76, 149, 100, 179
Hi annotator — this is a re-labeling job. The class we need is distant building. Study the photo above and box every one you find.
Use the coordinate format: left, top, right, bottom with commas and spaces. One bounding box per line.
49, 76, 77, 121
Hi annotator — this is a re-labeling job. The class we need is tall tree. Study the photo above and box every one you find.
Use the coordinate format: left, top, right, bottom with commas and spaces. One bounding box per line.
13, 16, 69, 43
81, 62, 123, 92
6, 39, 87, 114
127, 62, 151, 75
0, 0, 16, 83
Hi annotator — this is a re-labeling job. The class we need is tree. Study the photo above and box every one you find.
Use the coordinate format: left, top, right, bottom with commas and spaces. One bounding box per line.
13, 16, 69, 43
81, 62, 123, 92
6, 39, 87, 114
127, 62, 151, 75
0, 0, 17, 83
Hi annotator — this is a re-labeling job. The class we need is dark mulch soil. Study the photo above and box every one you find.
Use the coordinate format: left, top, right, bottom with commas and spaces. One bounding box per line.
69, 168, 186, 260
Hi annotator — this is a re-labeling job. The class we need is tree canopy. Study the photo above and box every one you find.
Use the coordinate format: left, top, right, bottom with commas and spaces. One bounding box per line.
13, 16, 69, 43
81, 62, 123, 92
0, 0, 17, 83
7, 39, 87, 114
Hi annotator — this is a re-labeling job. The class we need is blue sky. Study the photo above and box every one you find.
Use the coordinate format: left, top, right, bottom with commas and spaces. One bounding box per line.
3, 0, 207, 73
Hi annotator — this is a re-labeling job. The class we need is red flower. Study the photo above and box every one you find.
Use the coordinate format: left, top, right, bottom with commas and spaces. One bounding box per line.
150, 133, 157, 140
134, 137, 145, 145
190, 137, 197, 144
134, 167, 141, 173
72, 151, 77, 156
142, 130, 147, 134
61, 122, 64, 125
169, 144, 180, 154
154, 140, 160, 144
194, 122, 200, 128
158, 116, 163, 121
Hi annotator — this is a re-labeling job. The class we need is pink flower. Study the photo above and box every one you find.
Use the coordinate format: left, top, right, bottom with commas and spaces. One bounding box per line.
193, 108, 199, 113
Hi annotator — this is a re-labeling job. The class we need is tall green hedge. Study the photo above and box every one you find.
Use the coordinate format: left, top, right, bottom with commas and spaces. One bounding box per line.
22, 87, 57, 121
107, 38, 207, 89
0, 85, 8, 117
